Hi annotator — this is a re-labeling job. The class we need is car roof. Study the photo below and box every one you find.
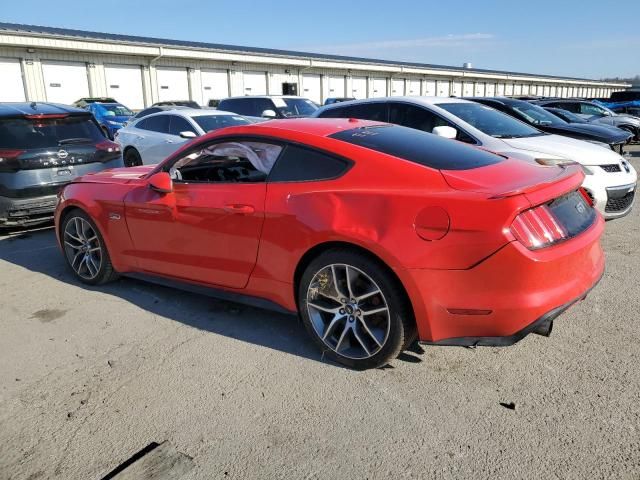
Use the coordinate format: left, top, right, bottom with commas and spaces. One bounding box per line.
137, 108, 244, 121
199, 117, 383, 140
220, 95, 309, 101
468, 96, 532, 107
0, 102, 89, 116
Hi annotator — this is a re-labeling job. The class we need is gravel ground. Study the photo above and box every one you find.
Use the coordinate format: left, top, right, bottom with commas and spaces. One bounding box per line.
1, 147, 639, 480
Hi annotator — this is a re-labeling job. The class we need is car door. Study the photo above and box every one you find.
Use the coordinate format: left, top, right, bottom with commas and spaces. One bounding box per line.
123, 138, 283, 288
133, 115, 171, 164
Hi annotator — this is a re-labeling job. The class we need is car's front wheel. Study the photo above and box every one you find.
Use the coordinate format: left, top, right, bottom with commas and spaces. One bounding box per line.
298, 249, 414, 369
61, 210, 118, 285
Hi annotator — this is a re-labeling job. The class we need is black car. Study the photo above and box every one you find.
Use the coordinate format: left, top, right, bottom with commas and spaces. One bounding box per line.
324, 97, 356, 105
468, 97, 632, 153
217, 96, 318, 121
0, 102, 123, 228
152, 100, 201, 109
610, 90, 640, 102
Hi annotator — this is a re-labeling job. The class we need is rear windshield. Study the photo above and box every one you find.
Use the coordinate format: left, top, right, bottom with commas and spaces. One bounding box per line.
0, 115, 104, 149
193, 114, 251, 132
329, 125, 502, 170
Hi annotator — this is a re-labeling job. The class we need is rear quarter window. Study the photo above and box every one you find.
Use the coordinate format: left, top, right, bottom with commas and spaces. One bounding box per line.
329, 125, 502, 170
269, 144, 351, 182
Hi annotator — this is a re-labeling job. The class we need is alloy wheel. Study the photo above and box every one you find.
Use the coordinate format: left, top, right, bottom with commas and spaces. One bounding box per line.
306, 263, 390, 360
63, 217, 103, 280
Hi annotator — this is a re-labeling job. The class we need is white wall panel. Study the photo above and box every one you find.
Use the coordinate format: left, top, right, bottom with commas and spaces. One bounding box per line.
302, 73, 321, 103
242, 71, 267, 96
390, 78, 405, 96
200, 69, 229, 105
424, 80, 436, 96
451, 81, 463, 97
42, 61, 89, 104
104, 64, 144, 109
370, 77, 387, 97
0, 58, 26, 101
351, 76, 367, 99
407, 79, 421, 96
327, 75, 345, 98
156, 67, 189, 101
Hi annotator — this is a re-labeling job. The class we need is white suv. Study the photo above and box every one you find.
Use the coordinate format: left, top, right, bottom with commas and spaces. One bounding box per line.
315, 97, 637, 219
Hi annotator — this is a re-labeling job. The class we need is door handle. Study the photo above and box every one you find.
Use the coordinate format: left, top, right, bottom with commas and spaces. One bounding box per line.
165, 139, 174, 143
223, 204, 255, 214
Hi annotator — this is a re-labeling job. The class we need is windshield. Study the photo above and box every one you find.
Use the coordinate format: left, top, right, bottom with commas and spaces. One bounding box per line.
193, 114, 251, 132
439, 103, 544, 138
97, 104, 133, 116
512, 103, 566, 126
0, 115, 104, 149
550, 108, 586, 123
274, 98, 319, 117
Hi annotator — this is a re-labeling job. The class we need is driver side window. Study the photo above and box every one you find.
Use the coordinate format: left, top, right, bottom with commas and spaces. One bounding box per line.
168, 140, 283, 184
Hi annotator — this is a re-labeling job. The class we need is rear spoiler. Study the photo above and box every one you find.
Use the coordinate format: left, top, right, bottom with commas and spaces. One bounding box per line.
489, 163, 584, 201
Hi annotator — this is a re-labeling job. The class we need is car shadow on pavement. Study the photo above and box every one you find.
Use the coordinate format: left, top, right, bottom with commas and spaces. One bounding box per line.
0, 226, 351, 369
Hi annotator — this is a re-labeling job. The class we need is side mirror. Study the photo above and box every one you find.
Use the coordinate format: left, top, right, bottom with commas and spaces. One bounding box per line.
147, 172, 173, 194
261, 109, 277, 119
432, 125, 458, 139
179, 131, 197, 139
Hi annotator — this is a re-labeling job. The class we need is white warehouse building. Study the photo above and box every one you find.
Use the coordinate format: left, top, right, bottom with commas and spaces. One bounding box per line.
0, 22, 630, 109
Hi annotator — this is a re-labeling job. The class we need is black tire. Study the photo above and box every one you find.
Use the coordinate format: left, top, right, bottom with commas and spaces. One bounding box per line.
60, 209, 119, 285
124, 148, 142, 167
298, 248, 415, 370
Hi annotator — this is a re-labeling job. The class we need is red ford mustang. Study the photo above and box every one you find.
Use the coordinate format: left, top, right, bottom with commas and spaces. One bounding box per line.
55, 118, 604, 369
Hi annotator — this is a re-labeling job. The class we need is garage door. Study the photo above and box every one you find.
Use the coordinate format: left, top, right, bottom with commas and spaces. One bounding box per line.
105, 64, 144, 109
514, 84, 523, 96
351, 76, 367, 99
327, 75, 345, 99
485, 83, 496, 96
424, 80, 436, 96
463, 82, 474, 97
156, 67, 190, 102
370, 78, 387, 98
451, 81, 463, 97
42, 61, 89, 105
474, 83, 486, 97
243, 71, 267, 96
407, 79, 421, 96
0, 58, 26, 102
436, 80, 450, 97
521, 84, 530, 95
505, 84, 515, 95
543, 85, 551, 96
390, 79, 405, 96
496, 84, 506, 96
302, 74, 321, 103
201, 69, 229, 106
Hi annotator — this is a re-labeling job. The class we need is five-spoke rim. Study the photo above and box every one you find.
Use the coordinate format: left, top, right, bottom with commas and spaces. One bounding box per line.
306, 263, 390, 360
63, 217, 102, 280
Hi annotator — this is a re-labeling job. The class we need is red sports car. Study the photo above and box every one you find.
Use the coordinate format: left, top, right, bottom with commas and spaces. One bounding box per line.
55, 118, 604, 369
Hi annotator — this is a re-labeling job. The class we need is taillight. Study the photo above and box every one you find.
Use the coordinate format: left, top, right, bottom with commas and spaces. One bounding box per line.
510, 204, 568, 249
0, 149, 25, 172
96, 140, 121, 154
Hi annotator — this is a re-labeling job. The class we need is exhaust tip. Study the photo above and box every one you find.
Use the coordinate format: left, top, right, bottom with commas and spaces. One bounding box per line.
533, 319, 553, 337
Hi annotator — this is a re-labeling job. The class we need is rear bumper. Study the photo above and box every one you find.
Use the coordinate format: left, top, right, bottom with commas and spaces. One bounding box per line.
0, 194, 58, 227
406, 214, 605, 344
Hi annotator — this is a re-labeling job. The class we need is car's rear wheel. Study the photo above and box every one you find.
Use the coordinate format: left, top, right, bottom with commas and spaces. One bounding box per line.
61, 210, 118, 285
298, 249, 413, 369
124, 148, 142, 167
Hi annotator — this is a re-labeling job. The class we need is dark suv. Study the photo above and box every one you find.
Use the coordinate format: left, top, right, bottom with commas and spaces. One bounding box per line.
0, 103, 123, 228
217, 96, 318, 122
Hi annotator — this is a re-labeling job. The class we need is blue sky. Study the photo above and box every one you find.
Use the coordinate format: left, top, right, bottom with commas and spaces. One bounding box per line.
2, 0, 639, 79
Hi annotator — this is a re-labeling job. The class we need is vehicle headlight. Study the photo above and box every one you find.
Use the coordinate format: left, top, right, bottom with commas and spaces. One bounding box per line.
535, 157, 576, 167
584, 139, 610, 149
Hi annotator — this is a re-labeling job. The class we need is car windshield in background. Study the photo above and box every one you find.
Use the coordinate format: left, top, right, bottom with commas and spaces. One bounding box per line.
275, 98, 319, 117
439, 103, 544, 138
193, 115, 251, 132
551, 108, 587, 123
330, 124, 502, 170
98, 104, 133, 116
0, 115, 104, 149
512, 104, 565, 126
